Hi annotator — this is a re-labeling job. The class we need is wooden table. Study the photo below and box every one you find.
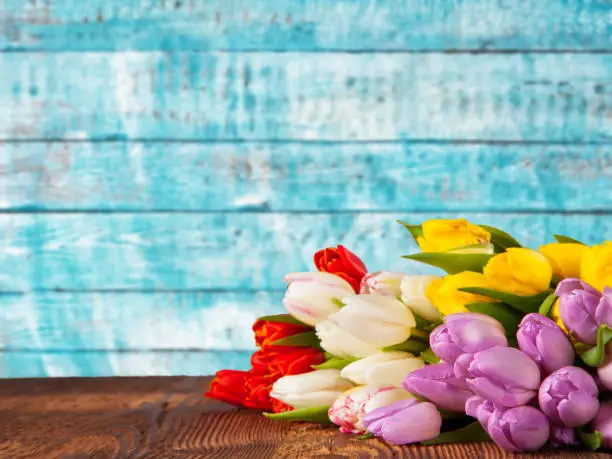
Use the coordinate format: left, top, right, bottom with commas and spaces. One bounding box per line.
0, 377, 606, 458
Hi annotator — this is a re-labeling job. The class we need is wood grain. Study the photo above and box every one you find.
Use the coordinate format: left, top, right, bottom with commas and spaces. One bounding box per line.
3, 141, 612, 212
0, 376, 606, 458
2, 52, 612, 141
2, 0, 612, 52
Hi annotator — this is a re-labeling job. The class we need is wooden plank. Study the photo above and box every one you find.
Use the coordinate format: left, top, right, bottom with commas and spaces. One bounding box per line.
2, 141, 612, 212
0, 350, 250, 378
0, 212, 610, 292
0, 291, 283, 351
2, 0, 612, 52
2, 52, 612, 141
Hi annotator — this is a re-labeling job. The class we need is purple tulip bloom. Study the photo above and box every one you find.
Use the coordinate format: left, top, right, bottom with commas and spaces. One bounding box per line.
487, 405, 550, 452
539, 366, 599, 428
429, 313, 507, 363
402, 362, 473, 412
465, 396, 497, 426
550, 426, 578, 448
454, 347, 540, 407
363, 398, 442, 445
517, 313, 574, 375
591, 403, 612, 450
556, 278, 612, 344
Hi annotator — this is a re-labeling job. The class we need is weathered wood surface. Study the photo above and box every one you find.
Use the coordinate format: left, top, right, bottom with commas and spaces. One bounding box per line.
2, 0, 612, 52
3, 52, 612, 141
3, 141, 612, 212
0, 376, 606, 458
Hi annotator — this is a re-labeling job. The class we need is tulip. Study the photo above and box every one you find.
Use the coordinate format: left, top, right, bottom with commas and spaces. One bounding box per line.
340, 351, 425, 387
591, 402, 612, 449
282, 272, 354, 326
363, 398, 442, 444
454, 347, 540, 407
315, 294, 416, 359
516, 313, 574, 375
487, 405, 550, 452
270, 369, 354, 409
206, 370, 285, 412
403, 362, 473, 412
550, 426, 578, 447
416, 218, 491, 253
465, 396, 497, 426
328, 385, 413, 434
360, 271, 405, 296
556, 278, 612, 344
250, 346, 326, 378
597, 343, 612, 391
581, 241, 612, 292
425, 272, 495, 316
539, 242, 587, 280
538, 366, 599, 428
400, 275, 442, 321
314, 245, 368, 292
483, 248, 553, 295
429, 313, 507, 364
252, 318, 312, 348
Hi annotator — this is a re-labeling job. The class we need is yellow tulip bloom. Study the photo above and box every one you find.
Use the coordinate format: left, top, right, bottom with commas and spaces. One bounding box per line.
581, 242, 612, 292
416, 219, 490, 253
539, 242, 587, 279
425, 271, 493, 316
483, 248, 552, 295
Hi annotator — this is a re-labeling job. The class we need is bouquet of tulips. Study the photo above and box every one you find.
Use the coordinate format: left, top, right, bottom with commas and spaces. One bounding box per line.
206, 218, 612, 452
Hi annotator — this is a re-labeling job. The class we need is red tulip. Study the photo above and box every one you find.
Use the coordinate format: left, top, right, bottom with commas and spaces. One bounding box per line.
252, 318, 311, 348
314, 245, 368, 292
251, 346, 325, 378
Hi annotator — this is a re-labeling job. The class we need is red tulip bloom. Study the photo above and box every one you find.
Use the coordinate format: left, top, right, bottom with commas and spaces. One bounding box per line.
314, 245, 367, 292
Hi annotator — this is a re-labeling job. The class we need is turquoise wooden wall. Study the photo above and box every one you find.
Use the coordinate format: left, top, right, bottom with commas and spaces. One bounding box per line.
1, 0, 611, 377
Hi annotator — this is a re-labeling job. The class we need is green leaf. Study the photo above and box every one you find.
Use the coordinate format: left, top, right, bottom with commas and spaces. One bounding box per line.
312, 356, 356, 370
358, 433, 376, 440
580, 325, 612, 367
264, 405, 332, 424
397, 221, 423, 242
331, 298, 345, 308
478, 224, 522, 253
459, 287, 552, 314
538, 292, 558, 317
257, 314, 312, 327
579, 428, 603, 451
384, 339, 428, 354
420, 348, 441, 364
402, 252, 493, 274
270, 331, 321, 348
445, 243, 495, 255
554, 234, 586, 245
466, 302, 523, 337
423, 421, 491, 445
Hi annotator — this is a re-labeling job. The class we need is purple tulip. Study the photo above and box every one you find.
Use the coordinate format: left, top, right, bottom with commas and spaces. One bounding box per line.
517, 313, 575, 375
538, 366, 599, 428
402, 362, 473, 412
556, 278, 612, 344
591, 402, 612, 450
454, 347, 540, 407
465, 396, 497, 426
550, 426, 578, 448
429, 313, 508, 363
487, 405, 550, 452
363, 398, 442, 445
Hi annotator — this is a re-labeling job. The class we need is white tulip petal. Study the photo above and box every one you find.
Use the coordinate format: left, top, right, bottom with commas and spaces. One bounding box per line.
284, 271, 353, 290
271, 369, 353, 396
365, 388, 413, 413
316, 320, 380, 358
367, 358, 426, 387
342, 295, 416, 328
331, 311, 411, 347
275, 390, 348, 409
341, 352, 414, 385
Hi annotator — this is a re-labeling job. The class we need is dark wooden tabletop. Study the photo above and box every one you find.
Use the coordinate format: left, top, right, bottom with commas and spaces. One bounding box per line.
0, 376, 607, 458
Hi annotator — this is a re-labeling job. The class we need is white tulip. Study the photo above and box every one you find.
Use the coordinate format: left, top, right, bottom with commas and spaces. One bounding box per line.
282, 272, 355, 326
400, 275, 442, 322
340, 351, 425, 387
270, 369, 354, 409
360, 271, 406, 296
316, 294, 416, 358
328, 385, 414, 434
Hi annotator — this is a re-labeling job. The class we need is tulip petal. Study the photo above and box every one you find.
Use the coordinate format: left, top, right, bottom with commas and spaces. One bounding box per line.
367, 358, 425, 387
316, 320, 380, 358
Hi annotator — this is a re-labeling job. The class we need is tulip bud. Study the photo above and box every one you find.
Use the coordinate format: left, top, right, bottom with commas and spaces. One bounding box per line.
429, 313, 507, 364
360, 271, 405, 296
315, 294, 416, 359
416, 218, 491, 253
454, 347, 540, 407
465, 396, 497, 426
363, 398, 442, 444
328, 385, 413, 434
484, 248, 553, 296
556, 278, 612, 344
314, 245, 368, 292
538, 366, 599, 428
550, 426, 578, 448
400, 275, 442, 322
581, 242, 612, 292
425, 272, 493, 316
487, 405, 550, 452
403, 362, 473, 412
340, 351, 425, 387
591, 402, 612, 450
282, 272, 354, 326
516, 313, 574, 375
270, 369, 354, 409
597, 343, 612, 391
539, 242, 587, 280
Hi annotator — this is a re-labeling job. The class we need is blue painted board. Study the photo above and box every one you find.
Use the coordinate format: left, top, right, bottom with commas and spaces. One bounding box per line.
2, 141, 612, 212
2, 52, 612, 141
0, 212, 609, 292
2, 0, 612, 51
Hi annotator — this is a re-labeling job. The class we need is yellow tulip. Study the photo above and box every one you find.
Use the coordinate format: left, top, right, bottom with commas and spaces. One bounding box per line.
425, 271, 493, 316
539, 243, 587, 279
581, 241, 612, 291
416, 219, 490, 253
483, 248, 552, 295
549, 298, 568, 333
